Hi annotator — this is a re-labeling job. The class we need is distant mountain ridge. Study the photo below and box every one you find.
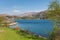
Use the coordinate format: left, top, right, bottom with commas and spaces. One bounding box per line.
15, 10, 48, 19
0, 10, 48, 19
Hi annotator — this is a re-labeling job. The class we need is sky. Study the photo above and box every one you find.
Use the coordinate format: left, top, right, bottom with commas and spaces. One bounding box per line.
0, 0, 51, 15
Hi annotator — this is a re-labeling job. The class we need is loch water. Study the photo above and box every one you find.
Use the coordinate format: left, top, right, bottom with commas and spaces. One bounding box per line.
15, 20, 54, 38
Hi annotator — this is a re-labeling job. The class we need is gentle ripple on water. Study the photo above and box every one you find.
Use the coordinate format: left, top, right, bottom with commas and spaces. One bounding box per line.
15, 20, 54, 38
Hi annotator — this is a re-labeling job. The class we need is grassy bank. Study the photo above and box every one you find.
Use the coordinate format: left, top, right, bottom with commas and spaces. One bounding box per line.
0, 27, 48, 40
0, 27, 21, 40
16, 29, 48, 40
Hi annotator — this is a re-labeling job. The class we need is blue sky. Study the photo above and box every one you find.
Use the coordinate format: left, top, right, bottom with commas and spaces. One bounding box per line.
0, 0, 51, 15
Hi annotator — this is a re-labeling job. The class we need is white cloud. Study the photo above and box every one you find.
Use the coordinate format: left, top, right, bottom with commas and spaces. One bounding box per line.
13, 9, 20, 13
12, 9, 24, 15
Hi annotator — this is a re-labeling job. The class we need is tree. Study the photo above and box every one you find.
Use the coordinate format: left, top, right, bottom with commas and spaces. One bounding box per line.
0, 17, 9, 27
0, 17, 5, 23
0, 17, 5, 27
47, 0, 60, 40
46, 0, 60, 21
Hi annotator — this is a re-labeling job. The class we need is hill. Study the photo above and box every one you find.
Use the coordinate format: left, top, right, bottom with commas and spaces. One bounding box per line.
0, 27, 47, 40
0, 28, 31, 40
15, 10, 48, 19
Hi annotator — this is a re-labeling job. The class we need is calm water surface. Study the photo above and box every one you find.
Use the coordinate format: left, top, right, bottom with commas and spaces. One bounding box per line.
15, 20, 54, 38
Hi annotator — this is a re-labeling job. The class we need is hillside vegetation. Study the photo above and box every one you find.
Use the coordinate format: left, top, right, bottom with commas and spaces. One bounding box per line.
0, 27, 47, 40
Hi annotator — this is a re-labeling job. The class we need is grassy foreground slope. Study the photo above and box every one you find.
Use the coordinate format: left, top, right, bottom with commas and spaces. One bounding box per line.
0, 27, 47, 40
0, 27, 31, 40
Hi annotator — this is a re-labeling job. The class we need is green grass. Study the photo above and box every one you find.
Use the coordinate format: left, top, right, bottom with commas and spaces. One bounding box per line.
0, 27, 47, 40
0, 27, 30, 40
16, 30, 48, 40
